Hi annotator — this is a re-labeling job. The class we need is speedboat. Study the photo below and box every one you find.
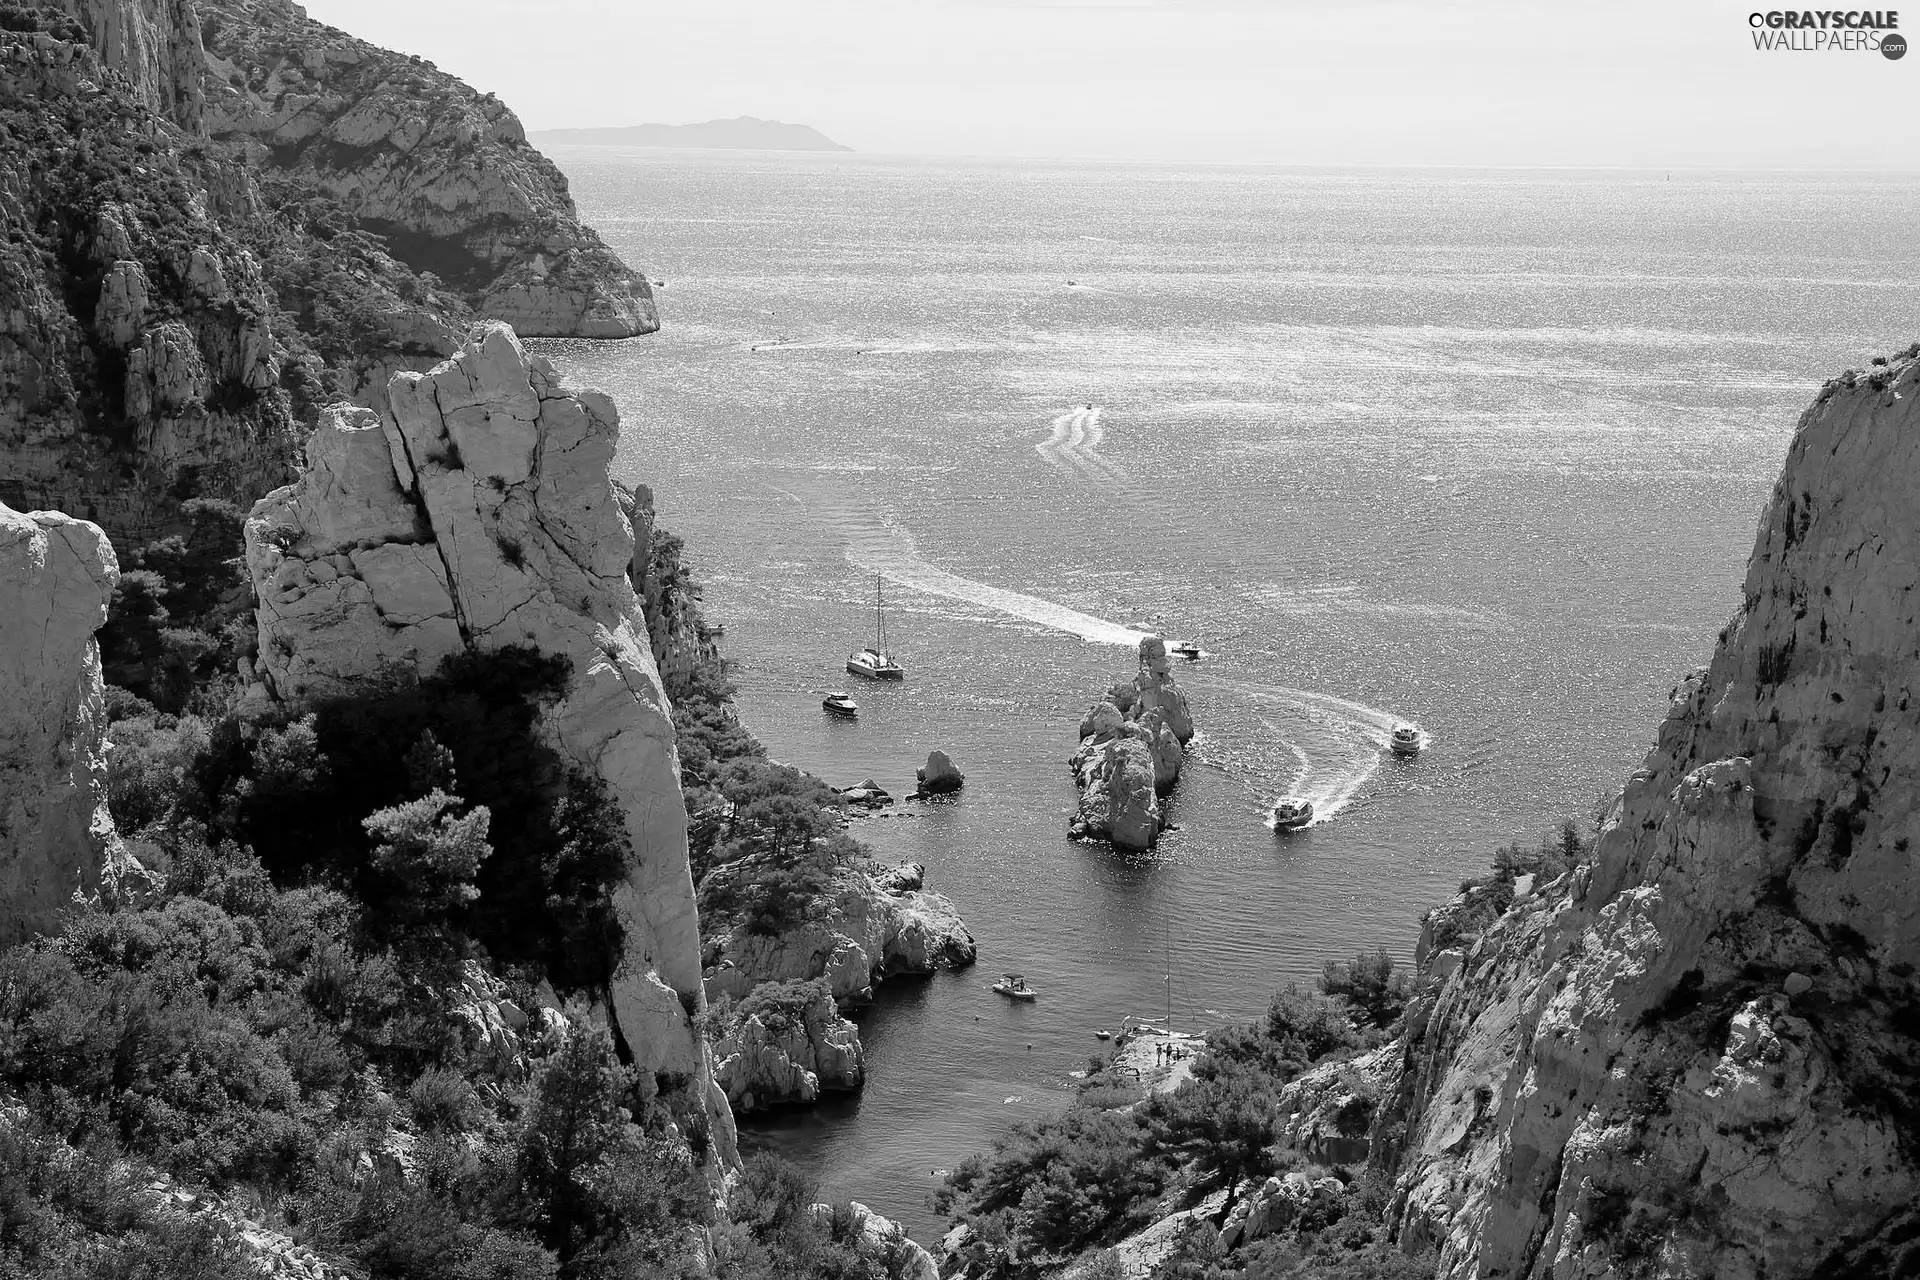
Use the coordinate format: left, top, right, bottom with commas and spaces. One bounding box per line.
1094, 1029, 1112, 1040
1271, 798, 1314, 831
846, 574, 906, 681
992, 973, 1038, 1002
1390, 724, 1422, 756
1168, 640, 1203, 659
822, 692, 858, 718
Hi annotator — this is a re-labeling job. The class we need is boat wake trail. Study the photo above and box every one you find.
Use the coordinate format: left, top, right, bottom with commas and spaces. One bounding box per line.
1187, 674, 1413, 826
788, 484, 1150, 647
1035, 405, 1126, 486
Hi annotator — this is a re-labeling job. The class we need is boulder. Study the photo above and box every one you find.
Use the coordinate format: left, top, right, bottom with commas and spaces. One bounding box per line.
916, 749, 964, 795
0, 502, 120, 946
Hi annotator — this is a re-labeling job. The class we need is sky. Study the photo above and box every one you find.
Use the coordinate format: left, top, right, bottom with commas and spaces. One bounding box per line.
298, 0, 1917, 168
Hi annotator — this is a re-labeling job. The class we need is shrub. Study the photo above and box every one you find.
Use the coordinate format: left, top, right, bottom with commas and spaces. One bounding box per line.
1320, 948, 1412, 1030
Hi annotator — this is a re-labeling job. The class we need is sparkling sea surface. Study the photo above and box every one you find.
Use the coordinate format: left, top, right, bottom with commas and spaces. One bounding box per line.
527, 152, 1920, 1237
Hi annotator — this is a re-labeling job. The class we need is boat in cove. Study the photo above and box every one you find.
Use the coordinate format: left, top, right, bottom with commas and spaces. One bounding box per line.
1390, 724, 1423, 756
992, 973, 1037, 1001
822, 692, 859, 718
847, 574, 905, 680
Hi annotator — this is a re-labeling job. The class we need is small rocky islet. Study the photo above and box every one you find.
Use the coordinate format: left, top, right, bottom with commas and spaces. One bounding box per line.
2, 2, 1918, 1277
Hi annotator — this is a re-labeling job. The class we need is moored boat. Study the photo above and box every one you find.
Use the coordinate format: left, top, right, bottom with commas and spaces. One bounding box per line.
846, 574, 906, 680
822, 692, 858, 717
992, 973, 1037, 1001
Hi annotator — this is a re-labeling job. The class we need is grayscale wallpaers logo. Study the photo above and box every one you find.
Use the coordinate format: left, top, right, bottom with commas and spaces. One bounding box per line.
1748, 9, 1906, 54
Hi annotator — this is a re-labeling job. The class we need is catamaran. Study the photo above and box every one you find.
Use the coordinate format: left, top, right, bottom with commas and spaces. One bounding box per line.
846, 574, 905, 681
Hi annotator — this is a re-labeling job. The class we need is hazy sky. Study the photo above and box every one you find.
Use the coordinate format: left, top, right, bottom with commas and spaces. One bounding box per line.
299, 0, 1916, 168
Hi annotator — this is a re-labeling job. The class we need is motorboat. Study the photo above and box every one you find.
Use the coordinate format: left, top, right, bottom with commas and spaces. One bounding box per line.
1270, 798, 1314, 831
846, 574, 906, 681
1094, 1029, 1112, 1040
1390, 724, 1422, 756
1168, 640, 1203, 659
992, 973, 1038, 1002
822, 692, 858, 718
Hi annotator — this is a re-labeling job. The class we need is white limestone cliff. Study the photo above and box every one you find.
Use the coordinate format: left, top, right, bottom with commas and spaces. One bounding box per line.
242, 323, 731, 1155
0, 502, 120, 945
712, 981, 865, 1114
1385, 346, 1920, 1278
1069, 636, 1196, 851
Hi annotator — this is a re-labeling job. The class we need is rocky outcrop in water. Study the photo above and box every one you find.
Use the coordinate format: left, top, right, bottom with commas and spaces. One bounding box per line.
243, 323, 731, 1155
1379, 345, 1920, 1278
712, 980, 865, 1114
1068, 636, 1195, 851
0, 502, 121, 946
917, 749, 965, 796
703, 861, 976, 1005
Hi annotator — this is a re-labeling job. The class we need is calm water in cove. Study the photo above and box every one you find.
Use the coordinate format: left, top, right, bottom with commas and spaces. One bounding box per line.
529, 152, 1920, 1237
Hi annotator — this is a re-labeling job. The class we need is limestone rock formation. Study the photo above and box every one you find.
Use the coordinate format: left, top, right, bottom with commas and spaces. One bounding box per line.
625, 482, 720, 687
198, 0, 656, 338
44, 0, 203, 127
1068, 636, 1196, 850
813, 1203, 938, 1280
0, 502, 120, 946
703, 861, 976, 1005
243, 325, 727, 1154
917, 749, 965, 796
1382, 345, 1920, 1278
712, 982, 865, 1113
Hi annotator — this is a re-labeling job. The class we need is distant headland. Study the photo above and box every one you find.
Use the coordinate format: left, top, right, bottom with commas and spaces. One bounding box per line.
529, 116, 852, 151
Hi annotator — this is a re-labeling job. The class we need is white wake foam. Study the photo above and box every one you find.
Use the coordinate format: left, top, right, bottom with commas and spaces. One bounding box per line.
1188, 674, 1417, 826
1035, 405, 1125, 485
792, 485, 1150, 647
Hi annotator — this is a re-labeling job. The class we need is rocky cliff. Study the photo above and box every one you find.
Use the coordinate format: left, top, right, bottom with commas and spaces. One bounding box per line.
703, 861, 977, 1006
243, 322, 730, 1149
0, 501, 120, 946
1069, 636, 1195, 851
197, 0, 655, 338
3, 0, 652, 545
712, 979, 865, 1114
1384, 345, 1920, 1278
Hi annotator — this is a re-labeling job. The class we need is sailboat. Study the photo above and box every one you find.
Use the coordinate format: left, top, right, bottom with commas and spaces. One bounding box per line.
846, 574, 905, 681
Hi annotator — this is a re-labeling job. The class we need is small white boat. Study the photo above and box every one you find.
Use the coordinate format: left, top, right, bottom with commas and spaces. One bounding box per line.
1390, 724, 1422, 756
846, 575, 906, 681
822, 692, 858, 718
992, 973, 1038, 1002
1271, 798, 1314, 831
1094, 1029, 1112, 1040
1169, 640, 1203, 659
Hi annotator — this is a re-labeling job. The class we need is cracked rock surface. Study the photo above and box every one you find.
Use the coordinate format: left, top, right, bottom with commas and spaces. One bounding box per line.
1384, 348, 1920, 1279
0, 501, 120, 946
244, 325, 726, 1153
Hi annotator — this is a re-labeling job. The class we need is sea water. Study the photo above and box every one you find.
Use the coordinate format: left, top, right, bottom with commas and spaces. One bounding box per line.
529, 152, 1920, 1236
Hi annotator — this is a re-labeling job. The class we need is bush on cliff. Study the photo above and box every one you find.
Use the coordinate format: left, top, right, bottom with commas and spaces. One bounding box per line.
98, 498, 252, 713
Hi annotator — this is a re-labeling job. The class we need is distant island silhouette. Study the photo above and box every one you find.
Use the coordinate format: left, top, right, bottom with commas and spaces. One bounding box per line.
529, 116, 851, 151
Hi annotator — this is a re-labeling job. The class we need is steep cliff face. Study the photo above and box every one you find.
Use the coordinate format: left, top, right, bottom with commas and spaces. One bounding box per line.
1388, 346, 1920, 1279
243, 323, 730, 1152
46, 0, 204, 127
2, 0, 651, 545
0, 501, 120, 946
198, 0, 656, 338
626, 482, 721, 687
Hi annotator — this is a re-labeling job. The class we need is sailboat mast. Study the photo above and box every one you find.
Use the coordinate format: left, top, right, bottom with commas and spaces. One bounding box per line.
1165, 925, 1172, 1031
875, 575, 885, 656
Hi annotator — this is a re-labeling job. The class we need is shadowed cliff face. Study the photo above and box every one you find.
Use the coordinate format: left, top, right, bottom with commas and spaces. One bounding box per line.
1389, 346, 1920, 1279
197, 0, 657, 338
